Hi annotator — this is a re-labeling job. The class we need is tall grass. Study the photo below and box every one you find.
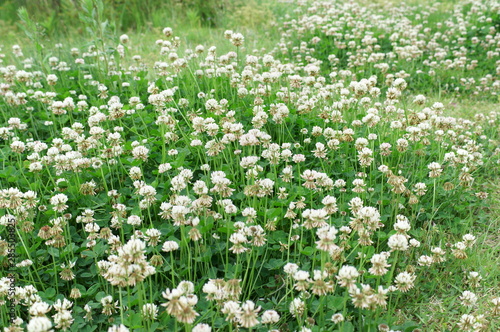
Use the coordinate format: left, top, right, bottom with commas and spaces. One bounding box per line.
0, 0, 275, 34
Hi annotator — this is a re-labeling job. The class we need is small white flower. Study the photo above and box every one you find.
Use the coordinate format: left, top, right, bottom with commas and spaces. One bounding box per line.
192, 323, 211, 332
387, 234, 409, 251
162, 241, 180, 252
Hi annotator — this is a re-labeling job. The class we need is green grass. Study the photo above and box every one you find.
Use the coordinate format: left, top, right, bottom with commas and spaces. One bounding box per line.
395, 93, 500, 330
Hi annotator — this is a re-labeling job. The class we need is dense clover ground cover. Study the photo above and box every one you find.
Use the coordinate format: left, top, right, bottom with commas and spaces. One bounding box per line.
0, 0, 499, 331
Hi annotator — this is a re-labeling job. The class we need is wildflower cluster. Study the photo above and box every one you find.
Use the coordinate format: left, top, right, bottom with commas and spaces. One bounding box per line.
0, 0, 499, 331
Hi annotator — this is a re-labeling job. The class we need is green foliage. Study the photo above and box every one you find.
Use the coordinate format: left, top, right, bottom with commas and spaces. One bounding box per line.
0, 0, 252, 37
0, 0, 499, 331
227, 0, 274, 29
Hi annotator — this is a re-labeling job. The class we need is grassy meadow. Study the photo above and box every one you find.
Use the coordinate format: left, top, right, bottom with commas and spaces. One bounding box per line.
0, 0, 499, 331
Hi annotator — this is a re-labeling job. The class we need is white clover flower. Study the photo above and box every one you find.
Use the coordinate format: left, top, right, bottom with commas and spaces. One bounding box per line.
393, 78, 407, 90
10, 140, 25, 153
331, 312, 344, 324
192, 323, 211, 332
457, 314, 476, 330
229, 232, 248, 254
29, 301, 51, 316
394, 215, 411, 233
16, 259, 33, 267
387, 234, 409, 251
409, 239, 420, 247
108, 324, 129, 332
293, 270, 310, 282
120, 34, 129, 44
163, 27, 173, 37
162, 241, 179, 252
238, 300, 260, 328
334, 179, 346, 188
460, 290, 478, 307
467, 272, 482, 287
337, 265, 359, 288
229, 32, 244, 47
289, 298, 305, 317
177, 281, 195, 295
241, 207, 257, 219
158, 163, 172, 173
431, 247, 447, 263
126, 215, 142, 226
129, 166, 142, 179
417, 255, 433, 266
315, 225, 338, 252
427, 162, 442, 177
261, 309, 280, 324
221, 300, 241, 322
46, 74, 58, 85
369, 253, 390, 276
462, 234, 476, 247
27, 316, 53, 332
50, 193, 68, 212
283, 263, 299, 275
52, 309, 73, 329
394, 272, 416, 292
132, 145, 149, 161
